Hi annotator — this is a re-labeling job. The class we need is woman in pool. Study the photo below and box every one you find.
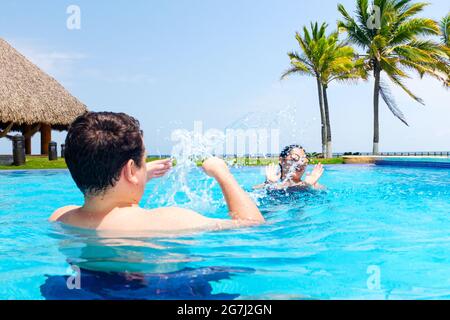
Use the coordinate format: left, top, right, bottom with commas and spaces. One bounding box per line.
254, 145, 324, 191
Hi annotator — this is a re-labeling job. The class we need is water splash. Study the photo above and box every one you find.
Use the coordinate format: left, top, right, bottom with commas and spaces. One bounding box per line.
144, 106, 317, 212
145, 127, 225, 213
226, 105, 316, 152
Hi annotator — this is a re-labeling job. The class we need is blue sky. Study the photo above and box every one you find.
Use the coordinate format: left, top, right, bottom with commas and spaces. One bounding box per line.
1, 0, 449, 154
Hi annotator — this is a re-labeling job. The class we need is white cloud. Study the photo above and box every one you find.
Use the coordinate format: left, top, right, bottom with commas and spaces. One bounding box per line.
5, 38, 155, 86
6, 38, 86, 79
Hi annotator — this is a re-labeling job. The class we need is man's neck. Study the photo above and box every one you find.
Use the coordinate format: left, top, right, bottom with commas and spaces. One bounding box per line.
82, 194, 138, 214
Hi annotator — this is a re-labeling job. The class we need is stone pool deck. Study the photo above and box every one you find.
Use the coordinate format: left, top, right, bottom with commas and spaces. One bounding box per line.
343, 155, 450, 168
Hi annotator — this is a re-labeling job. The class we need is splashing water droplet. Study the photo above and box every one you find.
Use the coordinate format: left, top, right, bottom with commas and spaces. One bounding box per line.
145, 127, 225, 214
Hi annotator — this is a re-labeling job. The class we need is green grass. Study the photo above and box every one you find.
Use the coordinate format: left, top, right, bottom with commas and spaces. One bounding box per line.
215, 157, 343, 166
0, 156, 167, 170
0, 155, 343, 170
0, 156, 68, 170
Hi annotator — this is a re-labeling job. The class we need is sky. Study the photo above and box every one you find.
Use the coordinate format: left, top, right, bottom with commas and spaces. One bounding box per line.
0, 0, 449, 155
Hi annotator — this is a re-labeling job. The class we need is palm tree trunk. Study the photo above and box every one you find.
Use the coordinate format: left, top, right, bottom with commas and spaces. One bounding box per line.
373, 63, 381, 155
315, 77, 327, 157
322, 84, 332, 159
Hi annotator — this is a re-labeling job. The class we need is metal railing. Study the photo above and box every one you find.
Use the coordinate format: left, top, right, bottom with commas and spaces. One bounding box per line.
148, 151, 450, 159
334, 151, 450, 157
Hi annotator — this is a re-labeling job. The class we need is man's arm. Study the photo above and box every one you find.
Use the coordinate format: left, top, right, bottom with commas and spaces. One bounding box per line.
143, 207, 257, 231
146, 158, 172, 182
203, 157, 265, 224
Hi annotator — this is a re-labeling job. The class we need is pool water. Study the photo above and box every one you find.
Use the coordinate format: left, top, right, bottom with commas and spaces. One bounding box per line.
0, 164, 449, 300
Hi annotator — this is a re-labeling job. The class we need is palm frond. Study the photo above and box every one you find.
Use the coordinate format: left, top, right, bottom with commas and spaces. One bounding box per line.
337, 3, 372, 47
392, 40, 444, 64
356, 0, 370, 28
287, 51, 314, 68
393, 0, 415, 11
379, 78, 409, 125
386, 72, 425, 104
390, 18, 440, 46
440, 13, 450, 46
396, 2, 429, 26
281, 66, 314, 80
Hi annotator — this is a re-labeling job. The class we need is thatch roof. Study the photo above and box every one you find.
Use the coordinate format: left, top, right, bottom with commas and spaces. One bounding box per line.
0, 38, 87, 131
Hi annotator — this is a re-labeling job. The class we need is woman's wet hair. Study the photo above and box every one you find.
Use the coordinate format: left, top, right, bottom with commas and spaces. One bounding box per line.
280, 144, 305, 159
65, 112, 145, 196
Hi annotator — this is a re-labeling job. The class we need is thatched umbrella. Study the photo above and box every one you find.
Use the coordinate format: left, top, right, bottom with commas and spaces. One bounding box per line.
0, 38, 87, 155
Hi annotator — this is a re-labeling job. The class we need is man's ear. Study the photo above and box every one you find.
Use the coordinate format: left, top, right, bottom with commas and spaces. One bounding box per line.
122, 159, 139, 185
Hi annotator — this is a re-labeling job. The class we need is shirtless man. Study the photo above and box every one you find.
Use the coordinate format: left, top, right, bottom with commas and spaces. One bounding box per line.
50, 112, 264, 231
254, 144, 324, 191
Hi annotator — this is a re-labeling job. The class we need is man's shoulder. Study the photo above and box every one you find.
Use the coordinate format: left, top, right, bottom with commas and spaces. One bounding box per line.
49, 205, 80, 222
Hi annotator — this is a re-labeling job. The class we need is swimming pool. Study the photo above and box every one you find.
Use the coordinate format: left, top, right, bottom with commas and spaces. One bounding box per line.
0, 164, 449, 300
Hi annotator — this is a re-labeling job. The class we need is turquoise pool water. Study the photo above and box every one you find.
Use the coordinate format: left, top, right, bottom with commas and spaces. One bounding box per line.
375, 157, 450, 168
0, 164, 449, 300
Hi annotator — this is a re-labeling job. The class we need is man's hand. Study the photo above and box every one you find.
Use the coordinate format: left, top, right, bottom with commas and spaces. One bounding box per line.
265, 163, 281, 183
202, 157, 230, 178
146, 159, 172, 182
203, 157, 264, 224
303, 163, 324, 187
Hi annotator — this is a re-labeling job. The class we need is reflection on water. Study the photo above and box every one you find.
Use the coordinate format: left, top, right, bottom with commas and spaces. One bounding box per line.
257, 187, 328, 206
49, 224, 208, 274
45, 224, 255, 300
40, 266, 252, 300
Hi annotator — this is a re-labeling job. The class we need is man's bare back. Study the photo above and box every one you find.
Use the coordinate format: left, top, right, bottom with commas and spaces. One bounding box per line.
50, 204, 249, 232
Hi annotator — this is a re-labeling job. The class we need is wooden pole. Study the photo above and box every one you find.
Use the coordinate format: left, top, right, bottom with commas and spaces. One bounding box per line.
40, 123, 51, 155
23, 125, 32, 155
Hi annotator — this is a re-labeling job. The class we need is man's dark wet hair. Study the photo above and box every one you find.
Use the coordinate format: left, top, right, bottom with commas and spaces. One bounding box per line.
64, 112, 145, 196
279, 144, 305, 159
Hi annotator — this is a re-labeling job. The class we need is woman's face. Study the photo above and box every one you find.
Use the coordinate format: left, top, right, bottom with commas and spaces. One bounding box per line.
280, 148, 309, 181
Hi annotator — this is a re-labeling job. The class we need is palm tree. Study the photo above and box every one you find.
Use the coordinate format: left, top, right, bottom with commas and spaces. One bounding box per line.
338, 0, 448, 154
281, 23, 329, 156
319, 33, 368, 158
282, 23, 365, 158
